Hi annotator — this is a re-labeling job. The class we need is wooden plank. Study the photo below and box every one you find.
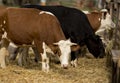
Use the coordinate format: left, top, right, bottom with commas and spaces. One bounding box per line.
111, 50, 120, 83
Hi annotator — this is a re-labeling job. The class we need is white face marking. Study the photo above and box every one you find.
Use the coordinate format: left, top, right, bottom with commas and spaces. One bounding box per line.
59, 42, 71, 68
54, 39, 77, 68
39, 11, 54, 16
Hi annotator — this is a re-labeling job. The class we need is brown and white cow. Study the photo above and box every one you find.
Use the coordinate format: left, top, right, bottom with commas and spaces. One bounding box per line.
0, 7, 80, 71
84, 9, 115, 33
84, 9, 115, 46
95, 9, 115, 45
82, 9, 115, 57
86, 11, 102, 32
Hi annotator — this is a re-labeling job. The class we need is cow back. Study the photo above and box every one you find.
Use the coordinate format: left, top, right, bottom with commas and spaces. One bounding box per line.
5, 8, 65, 45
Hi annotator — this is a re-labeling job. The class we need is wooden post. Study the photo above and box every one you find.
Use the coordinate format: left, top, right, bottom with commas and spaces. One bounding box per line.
114, 3, 119, 49
110, 2, 114, 19
111, 50, 120, 83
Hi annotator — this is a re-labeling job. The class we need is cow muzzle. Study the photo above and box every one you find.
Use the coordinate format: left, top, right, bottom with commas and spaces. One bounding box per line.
61, 64, 68, 69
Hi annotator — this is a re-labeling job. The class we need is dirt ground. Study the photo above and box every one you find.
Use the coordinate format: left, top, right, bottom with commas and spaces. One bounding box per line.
0, 54, 112, 83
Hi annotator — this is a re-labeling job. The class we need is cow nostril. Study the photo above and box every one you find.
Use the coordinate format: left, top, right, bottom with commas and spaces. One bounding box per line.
62, 64, 68, 69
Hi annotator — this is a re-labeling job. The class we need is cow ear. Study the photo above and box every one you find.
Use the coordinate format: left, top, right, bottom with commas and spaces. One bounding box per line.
53, 41, 60, 45
48, 44, 59, 54
71, 45, 80, 52
69, 42, 77, 46
66, 38, 77, 46
53, 42, 58, 45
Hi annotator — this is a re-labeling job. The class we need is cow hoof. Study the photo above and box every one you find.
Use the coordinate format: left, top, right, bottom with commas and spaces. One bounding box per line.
71, 60, 77, 67
9, 55, 16, 60
42, 62, 49, 73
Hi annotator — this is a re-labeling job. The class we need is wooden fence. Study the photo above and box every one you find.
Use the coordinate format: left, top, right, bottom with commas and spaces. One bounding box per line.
110, 0, 120, 49
109, 1, 120, 82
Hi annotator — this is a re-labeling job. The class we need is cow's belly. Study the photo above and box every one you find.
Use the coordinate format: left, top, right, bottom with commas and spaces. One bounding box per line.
7, 31, 33, 45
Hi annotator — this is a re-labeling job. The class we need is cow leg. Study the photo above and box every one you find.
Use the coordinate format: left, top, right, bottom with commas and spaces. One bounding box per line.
35, 41, 50, 72
32, 47, 41, 62
41, 42, 50, 72
17, 47, 29, 66
8, 45, 19, 60
70, 51, 79, 67
21, 47, 29, 66
1, 59, 6, 68
41, 53, 49, 72
34, 39, 43, 61
17, 48, 24, 66
0, 54, 6, 69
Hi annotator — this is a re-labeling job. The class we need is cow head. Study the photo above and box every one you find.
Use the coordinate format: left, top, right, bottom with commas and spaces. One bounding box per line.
95, 12, 115, 46
100, 13, 115, 30
48, 39, 80, 69
54, 39, 79, 68
85, 35, 105, 58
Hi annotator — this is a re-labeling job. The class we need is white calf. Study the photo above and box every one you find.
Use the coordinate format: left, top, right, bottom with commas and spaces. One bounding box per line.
0, 47, 9, 68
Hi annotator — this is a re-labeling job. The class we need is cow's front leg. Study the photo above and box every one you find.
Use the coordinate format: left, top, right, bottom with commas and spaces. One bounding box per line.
1, 59, 6, 68
17, 48, 24, 66
41, 42, 50, 72
71, 59, 78, 67
70, 51, 78, 67
17, 47, 29, 66
41, 52, 49, 72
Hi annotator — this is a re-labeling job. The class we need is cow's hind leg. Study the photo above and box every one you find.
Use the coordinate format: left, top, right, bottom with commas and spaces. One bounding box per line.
8, 45, 19, 60
32, 47, 41, 62
18, 47, 29, 66
17, 48, 24, 66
